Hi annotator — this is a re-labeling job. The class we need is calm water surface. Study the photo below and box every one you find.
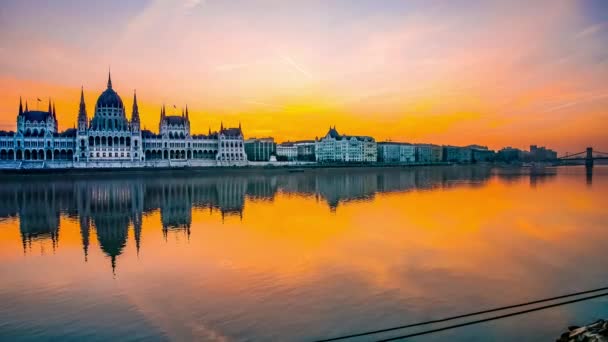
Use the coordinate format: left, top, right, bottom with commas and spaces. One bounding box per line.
0, 166, 607, 341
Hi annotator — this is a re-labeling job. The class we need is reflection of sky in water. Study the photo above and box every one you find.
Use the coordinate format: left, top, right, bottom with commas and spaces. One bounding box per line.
0, 166, 607, 341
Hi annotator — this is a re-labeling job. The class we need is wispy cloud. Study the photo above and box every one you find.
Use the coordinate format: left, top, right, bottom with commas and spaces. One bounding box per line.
277, 53, 313, 80
575, 22, 605, 39
543, 93, 608, 113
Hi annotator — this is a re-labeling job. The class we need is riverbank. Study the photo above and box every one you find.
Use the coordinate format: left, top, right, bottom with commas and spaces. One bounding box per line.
0, 161, 455, 176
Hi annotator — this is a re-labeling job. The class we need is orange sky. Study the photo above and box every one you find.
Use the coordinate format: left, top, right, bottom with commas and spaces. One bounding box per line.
0, 0, 607, 153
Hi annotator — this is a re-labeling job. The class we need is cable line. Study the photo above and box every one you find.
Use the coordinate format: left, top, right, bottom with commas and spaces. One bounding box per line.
314, 285, 608, 342
377, 291, 608, 341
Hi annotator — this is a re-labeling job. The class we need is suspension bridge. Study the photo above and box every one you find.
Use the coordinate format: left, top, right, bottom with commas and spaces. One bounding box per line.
557, 147, 608, 168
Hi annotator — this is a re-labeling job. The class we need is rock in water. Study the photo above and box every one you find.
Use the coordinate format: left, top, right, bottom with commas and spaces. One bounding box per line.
556, 319, 608, 342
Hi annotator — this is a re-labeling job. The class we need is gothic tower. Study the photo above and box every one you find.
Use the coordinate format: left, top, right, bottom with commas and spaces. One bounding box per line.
131, 90, 140, 133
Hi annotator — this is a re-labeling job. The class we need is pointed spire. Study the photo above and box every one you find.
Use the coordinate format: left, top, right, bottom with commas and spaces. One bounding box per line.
48, 98, 52, 114
132, 90, 140, 123
52, 102, 57, 119
185, 105, 189, 120
107, 68, 112, 89
19, 97, 23, 116
78, 86, 88, 124
111, 255, 116, 277
25, 100, 28, 112
220, 121, 224, 131
239, 121, 241, 129
208, 127, 211, 135
181, 107, 184, 117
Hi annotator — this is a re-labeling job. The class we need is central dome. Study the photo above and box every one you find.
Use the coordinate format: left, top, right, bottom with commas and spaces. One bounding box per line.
96, 88, 124, 108
95, 72, 124, 108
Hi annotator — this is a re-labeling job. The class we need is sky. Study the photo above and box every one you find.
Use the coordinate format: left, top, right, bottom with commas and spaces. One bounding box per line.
0, 0, 607, 153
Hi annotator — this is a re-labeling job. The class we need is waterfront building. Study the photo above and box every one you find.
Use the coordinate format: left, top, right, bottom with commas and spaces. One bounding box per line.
496, 147, 524, 163
442, 145, 473, 163
528, 145, 558, 161
244, 137, 276, 162
377, 142, 416, 163
276, 142, 298, 161
415, 144, 443, 163
294, 140, 316, 161
315, 126, 376, 163
471, 147, 496, 162
0, 71, 247, 169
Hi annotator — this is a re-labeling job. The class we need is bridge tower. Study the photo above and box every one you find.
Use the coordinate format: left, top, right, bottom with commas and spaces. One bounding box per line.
586, 147, 594, 169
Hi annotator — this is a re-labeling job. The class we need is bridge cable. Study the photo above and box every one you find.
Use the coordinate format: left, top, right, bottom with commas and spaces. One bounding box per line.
558, 151, 585, 159
376, 291, 608, 341
314, 285, 608, 342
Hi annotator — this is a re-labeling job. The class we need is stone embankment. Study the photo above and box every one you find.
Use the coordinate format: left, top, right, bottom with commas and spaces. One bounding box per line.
557, 319, 608, 342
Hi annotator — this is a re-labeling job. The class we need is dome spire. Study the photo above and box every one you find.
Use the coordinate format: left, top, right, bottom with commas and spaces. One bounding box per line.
107, 68, 112, 89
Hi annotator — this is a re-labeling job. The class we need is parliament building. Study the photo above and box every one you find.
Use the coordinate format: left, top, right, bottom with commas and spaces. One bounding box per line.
0, 72, 247, 169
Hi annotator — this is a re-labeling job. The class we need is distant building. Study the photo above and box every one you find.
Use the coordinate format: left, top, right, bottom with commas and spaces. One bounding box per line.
471, 148, 496, 162
415, 144, 443, 163
496, 147, 523, 162
276, 142, 298, 161
294, 140, 316, 161
377, 142, 415, 163
315, 126, 376, 163
245, 137, 275, 161
528, 145, 557, 161
442, 146, 472, 163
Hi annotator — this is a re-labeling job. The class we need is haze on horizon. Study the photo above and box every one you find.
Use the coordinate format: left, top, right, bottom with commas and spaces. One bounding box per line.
1, 0, 607, 153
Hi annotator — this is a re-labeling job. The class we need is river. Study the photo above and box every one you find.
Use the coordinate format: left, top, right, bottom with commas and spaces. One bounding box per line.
0, 166, 606, 341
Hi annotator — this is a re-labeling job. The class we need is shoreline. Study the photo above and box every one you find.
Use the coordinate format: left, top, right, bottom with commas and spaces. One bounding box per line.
0, 161, 582, 178
0, 161, 453, 176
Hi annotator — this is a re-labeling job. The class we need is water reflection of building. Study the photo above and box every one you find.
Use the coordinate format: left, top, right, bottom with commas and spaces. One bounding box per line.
76, 180, 144, 273
0, 183, 70, 254
1, 166, 541, 271
157, 180, 192, 240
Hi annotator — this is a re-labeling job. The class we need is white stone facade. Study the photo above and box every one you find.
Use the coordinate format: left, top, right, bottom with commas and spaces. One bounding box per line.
315, 126, 377, 163
276, 143, 298, 161
377, 142, 415, 163
0, 72, 247, 169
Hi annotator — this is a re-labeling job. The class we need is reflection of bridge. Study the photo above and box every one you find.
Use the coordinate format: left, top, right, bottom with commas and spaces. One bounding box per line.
558, 147, 608, 168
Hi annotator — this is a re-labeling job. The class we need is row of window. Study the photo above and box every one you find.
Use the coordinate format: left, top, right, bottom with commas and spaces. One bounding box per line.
91, 152, 137, 158
221, 141, 243, 148
145, 141, 219, 148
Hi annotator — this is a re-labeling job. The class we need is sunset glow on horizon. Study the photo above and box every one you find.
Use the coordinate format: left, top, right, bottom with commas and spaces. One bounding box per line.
1, 0, 607, 153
